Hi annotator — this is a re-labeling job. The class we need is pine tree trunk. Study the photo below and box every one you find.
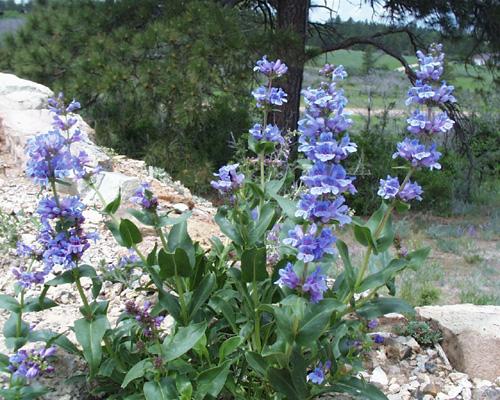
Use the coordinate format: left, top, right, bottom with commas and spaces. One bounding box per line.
275, 0, 309, 132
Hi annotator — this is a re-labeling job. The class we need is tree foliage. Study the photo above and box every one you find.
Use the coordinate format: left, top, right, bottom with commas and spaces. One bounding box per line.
1, 0, 258, 192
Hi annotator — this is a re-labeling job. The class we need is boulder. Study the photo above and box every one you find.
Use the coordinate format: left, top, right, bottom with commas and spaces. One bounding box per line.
416, 305, 500, 381
0, 72, 53, 110
82, 171, 140, 205
0, 108, 111, 170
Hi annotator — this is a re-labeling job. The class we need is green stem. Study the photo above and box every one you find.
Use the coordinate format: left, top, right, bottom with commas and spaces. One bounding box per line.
259, 152, 265, 189
73, 268, 92, 318
347, 168, 415, 303
16, 291, 25, 337
49, 178, 60, 206
252, 281, 262, 351
176, 275, 188, 325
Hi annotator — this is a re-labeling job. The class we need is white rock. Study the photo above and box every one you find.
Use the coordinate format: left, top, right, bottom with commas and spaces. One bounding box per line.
447, 385, 463, 398
462, 387, 472, 400
83, 172, 140, 205
389, 383, 401, 394
423, 395, 435, 400
473, 378, 493, 389
417, 305, 500, 381
0, 72, 53, 110
172, 203, 189, 213
370, 366, 389, 388
449, 372, 469, 383
436, 392, 451, 400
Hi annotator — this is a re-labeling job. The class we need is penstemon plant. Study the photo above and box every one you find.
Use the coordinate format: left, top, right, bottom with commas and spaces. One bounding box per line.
0, 44, 455, 399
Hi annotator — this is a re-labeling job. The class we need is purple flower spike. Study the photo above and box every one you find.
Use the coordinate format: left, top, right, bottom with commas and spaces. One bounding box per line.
307, 360, 331, 384
368, 319, 379, 329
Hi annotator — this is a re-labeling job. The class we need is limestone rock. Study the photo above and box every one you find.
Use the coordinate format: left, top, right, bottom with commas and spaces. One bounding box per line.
83, 172, 140, 205
0, 108, 110, 170
370, 366, 389, 388
417, 305, 500, 381
0, 72, 53, 110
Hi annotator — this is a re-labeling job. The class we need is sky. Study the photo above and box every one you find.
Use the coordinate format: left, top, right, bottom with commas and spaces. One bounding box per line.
309, 0, 385, 23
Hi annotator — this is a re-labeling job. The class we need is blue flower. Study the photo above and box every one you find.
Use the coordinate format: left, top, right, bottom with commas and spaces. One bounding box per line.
283, 224, 336, 263
211, 164, 245, 194
249, 123, 284, 144
368, 319, 379, 329
275, 263, 300, 289
252, 86, 288, 108
130, 183, 159, 211
303, 267, 328, 303
393, 138, 441, 170
399, 181, 423, 202
377, 175, 400, 200
254, 56, 288, 77
301, 162, 356, 196
296, 194, 351, 225
373, 334, 384, 344
307, 361, 331, 384
8, 346, 56, 381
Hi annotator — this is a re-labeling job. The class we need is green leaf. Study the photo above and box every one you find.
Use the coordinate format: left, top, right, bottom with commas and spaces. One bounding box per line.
119, 219, 143, 248
121, 359, 152, 388
28, 330, 79, 354
163, 322, 207, 362
74, 315, 109, 376
158, 248, 192, 278
248, 203, 275, 245
196, 360, 231, 399
143, 378, 178, 400
218, 336, 242, 360
337, 240, 356, 288
146, 242, 158, 267
290, 349, 308, 398
3, 313, 29, 350
127, 208, 155, 226
23, 296, 58, 312
0, 295, 20, 313
45, 264, 97, 286
104, 190, 121, 214
188, 273, 215, 319
270, 193, 297, 219
357, 297, 414, 319
357, 259, 408, 293
266, 177, 286, 195
325, 376, 388, 400
353, 223, 376, 249
241, 247, 268, 283
267, 368, 301, 400
158, 289, 181, 321
106, 221, 126, 247
158, 211, 192, 227
214, 211, 242, 245
245, 351, 268, 377
394, 200, 411, 213
406, 247, 431, 270
296, 299, 346, 346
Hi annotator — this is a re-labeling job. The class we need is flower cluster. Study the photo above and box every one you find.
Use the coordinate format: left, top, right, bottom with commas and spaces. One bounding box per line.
125, 301, 164, 339
211, 164, 245, 195
381, 44, 455, 202
377, 176, 423, 202
277, 64, 356, 303
275, 263, 328, 303
8, 346, 56, 381
249, 123, 284, 144
130, 183, 159, 211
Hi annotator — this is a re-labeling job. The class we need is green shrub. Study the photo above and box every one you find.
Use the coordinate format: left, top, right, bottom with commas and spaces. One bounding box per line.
396, 321, 443, 346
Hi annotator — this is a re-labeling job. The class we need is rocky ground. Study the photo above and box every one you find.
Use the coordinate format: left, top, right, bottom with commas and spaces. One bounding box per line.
1, 145, 499, 400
